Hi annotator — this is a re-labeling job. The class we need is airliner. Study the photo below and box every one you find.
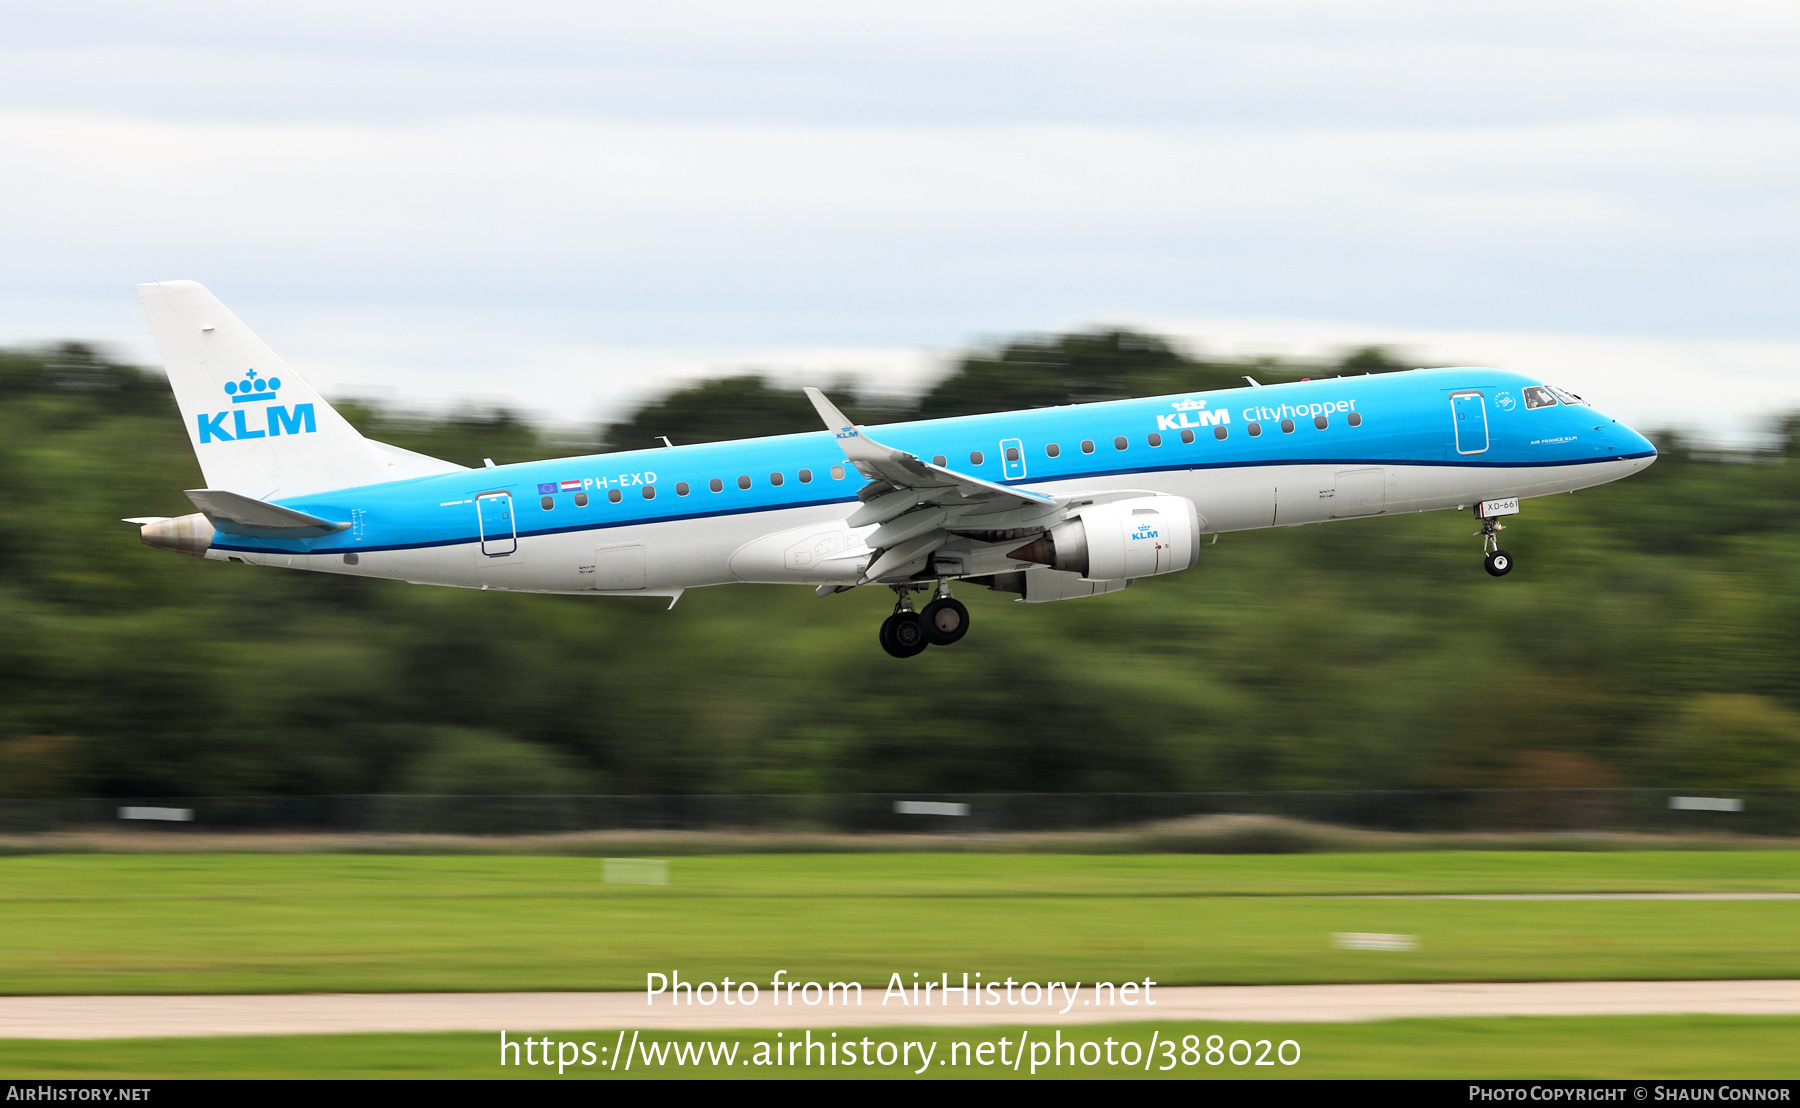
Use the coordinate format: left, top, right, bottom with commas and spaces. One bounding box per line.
129, 282, 1657, 657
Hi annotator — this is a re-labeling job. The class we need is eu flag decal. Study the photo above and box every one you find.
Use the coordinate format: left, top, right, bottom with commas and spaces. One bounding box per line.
537, 483, 556, 495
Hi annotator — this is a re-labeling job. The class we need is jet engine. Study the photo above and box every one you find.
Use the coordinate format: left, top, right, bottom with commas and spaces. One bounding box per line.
1007, 494, 1201, 581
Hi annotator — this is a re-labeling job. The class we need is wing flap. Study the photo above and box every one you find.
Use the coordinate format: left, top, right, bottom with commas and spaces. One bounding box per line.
804, 386, 1060, 585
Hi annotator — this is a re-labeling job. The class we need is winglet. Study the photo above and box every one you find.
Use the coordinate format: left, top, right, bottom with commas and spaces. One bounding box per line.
804, 387, 854, 434
804, 386, 893, 471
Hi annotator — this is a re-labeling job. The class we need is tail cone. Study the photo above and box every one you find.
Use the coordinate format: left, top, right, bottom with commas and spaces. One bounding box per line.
138, 513, 215, 556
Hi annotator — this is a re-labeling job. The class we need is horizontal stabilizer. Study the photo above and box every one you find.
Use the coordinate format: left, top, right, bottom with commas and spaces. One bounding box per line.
185, 489, 350, 538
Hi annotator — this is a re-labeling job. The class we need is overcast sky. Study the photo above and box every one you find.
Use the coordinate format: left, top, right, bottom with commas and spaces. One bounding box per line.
4, 1, 1800, 440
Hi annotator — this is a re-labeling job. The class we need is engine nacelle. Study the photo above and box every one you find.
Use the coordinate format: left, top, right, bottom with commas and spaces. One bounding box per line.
1008, 494, 1201, 581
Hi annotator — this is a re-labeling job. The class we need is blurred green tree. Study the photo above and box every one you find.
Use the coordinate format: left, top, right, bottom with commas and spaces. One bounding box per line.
1, 339, 1795, 799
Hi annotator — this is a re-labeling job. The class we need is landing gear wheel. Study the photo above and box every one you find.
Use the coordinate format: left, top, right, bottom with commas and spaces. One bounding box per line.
879, 612, 929, 658
1484, 549, 1513, 577
919, 598, 970, 646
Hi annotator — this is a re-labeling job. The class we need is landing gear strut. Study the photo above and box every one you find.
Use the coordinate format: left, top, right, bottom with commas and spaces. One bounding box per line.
919, 582, 970, 646
1475, 514, 1513, 577
878, 586, 928, 658
878, 581, 970, 657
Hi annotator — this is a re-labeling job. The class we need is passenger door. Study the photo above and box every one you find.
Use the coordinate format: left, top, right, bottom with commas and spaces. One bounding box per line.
476, 492, 517, 556
1450, 391, 1489, 455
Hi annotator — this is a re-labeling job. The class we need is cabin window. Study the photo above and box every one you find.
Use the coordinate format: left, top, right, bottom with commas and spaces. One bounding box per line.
1214, 426, 1228, 440
1248, 422, 1262, 437
933, 455, 947, 467
1523, 386, 1558, 409
1180, 429, 1195, 444
608, 488, 623, 503
1045, 442, 1061, 457
1080, 440, 1095, 454
969, 450, 984, 465
831, 465, 845, 480
1147, 433, 1161, 447
798, 469, 812, 483
1314, 415, 1329, 429
709, 478, 724, 493
1114, 436, 1128, 451
540, 496, 554, 511
770, 472, 784, 486
574, 492, 589, 507
675, 482, 689, 496
1348, 411, 1364, 427
738, 475, 752, 489
1281, 419, 1295, 433
642, 485, 656, 499
1004, 446, 1019, 462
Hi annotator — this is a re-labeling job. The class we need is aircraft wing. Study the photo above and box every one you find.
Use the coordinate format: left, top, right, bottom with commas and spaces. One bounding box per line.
185, 489, 351, 538
805, 388, 1052, 511
805, 388, 1057, 583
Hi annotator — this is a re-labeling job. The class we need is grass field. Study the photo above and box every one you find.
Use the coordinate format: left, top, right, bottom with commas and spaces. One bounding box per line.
2, 1016, 1797, 1079
2, 852, 1799, 995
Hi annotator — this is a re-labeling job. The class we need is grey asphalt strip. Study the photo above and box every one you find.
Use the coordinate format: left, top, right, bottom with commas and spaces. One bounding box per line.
3, 980, 1799, 1039
1342, 892, 1800, 901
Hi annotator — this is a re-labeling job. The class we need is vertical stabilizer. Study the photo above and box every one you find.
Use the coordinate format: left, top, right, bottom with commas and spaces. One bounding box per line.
138, 281, 404, 499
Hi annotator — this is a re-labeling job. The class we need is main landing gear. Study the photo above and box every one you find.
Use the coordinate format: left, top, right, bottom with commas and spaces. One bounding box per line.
879, 582, 970, 658
1476, 514, 1513, 577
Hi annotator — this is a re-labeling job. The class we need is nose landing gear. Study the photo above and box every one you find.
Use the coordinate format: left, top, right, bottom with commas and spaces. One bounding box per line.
878, 582, 970, 657
1475, 512, 1513, 577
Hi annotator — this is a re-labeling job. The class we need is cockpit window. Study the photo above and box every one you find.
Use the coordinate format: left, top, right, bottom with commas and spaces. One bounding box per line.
1550, 386, 1587, 406
1523, 386, 1559, 409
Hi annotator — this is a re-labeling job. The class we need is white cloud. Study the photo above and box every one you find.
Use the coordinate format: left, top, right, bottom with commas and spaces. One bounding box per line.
1, 1, 1798, 439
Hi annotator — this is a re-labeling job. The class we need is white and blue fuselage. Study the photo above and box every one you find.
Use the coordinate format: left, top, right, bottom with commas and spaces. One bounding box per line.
208, 370, 1650, 590
130, 282, 1655, 650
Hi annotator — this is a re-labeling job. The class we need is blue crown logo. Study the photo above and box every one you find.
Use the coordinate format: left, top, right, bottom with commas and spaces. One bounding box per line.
1171, 397, 1207, 411
224, 368, 282, 403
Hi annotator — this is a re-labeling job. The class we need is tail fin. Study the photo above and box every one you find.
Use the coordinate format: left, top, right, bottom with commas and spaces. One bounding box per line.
137, 281, 463, 499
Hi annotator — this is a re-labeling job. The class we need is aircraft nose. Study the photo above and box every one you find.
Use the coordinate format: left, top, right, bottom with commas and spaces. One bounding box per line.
1614, 422, 1657, 466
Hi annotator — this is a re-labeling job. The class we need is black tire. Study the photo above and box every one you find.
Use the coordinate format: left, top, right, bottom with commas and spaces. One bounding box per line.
919, 598, 970, 645
1484, 549, 1513, 577
880, 612, 929, 657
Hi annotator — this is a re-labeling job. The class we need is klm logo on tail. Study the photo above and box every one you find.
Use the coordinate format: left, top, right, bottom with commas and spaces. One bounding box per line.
197, 369, 316, 444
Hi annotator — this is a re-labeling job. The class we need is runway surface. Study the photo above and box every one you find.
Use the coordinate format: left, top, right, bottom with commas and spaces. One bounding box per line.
1344, 892, 1800, 900
5, 981, 1799, 1039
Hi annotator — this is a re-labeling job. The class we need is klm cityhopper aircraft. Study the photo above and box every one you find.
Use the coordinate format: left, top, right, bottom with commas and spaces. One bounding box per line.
129, 281, 1657, 657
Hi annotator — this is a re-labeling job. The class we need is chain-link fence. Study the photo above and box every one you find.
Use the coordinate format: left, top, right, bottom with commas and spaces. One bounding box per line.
0, 789, 1793, 837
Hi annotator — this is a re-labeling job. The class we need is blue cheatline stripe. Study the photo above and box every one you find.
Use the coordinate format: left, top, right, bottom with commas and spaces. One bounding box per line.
217, 452, 1651, 559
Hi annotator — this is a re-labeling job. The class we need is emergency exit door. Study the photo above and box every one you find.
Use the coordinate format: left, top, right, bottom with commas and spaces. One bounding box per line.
1000, 438, 1027, 480
477, 492, 517, 556
1450, 391, 1489, 455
